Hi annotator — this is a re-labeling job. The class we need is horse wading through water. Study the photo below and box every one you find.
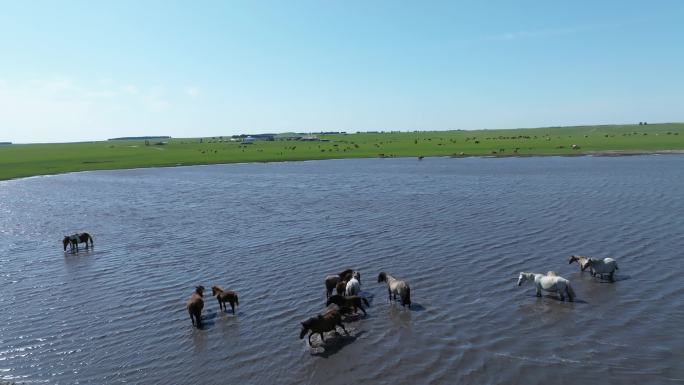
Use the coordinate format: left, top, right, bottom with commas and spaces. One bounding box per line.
187, 286, 205, 328
325, 269, 356, 298
326, 294, 369, 315
300, 309, 348, 346
63, 232, 94, 252
211, 286, 239, 314
345, 272, 361, 296
585, 258, 619, 281
568, 255, 591, 272
517, 272, 575, 301
377, 272, 411, 308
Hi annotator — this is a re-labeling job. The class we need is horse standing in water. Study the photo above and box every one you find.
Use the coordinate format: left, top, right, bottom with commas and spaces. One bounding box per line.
187, 286, 205, 328
517, 272, 575, 301
62, 232, 94, 252
300, 309, 348, 346
324, 269, 356, 298
211, 286, 239, 314
377, 272, 411, 308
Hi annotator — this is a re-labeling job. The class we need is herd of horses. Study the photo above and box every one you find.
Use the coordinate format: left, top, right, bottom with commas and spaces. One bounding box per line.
62, 233, 620, 348
182, 267, 412, 347
517, 255, 620, 301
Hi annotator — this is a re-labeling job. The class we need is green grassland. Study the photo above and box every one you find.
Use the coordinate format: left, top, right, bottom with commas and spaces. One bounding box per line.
1, 123, 683, 181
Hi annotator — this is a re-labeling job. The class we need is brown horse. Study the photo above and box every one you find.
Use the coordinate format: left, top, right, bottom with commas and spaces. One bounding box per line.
186, 286, 204, 328
211, 286, 239, 314
335, 280, 347, 295
62, 232, 94, 252
300, 309, 348, 346
325, 269, 358, 298
326, 294, 369, 315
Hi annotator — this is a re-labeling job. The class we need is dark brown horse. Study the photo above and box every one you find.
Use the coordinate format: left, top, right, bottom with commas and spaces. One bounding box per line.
324, 269, 359, 298
335, 280, 347, 295
62, 232, 94, 252
300, 309, 348, 346
326, 294, 369, 315
187, 286, 204, 328
211, 286, 239, 314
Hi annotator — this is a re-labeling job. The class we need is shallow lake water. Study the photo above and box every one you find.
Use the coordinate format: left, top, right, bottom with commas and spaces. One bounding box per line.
1, 156, 683, 384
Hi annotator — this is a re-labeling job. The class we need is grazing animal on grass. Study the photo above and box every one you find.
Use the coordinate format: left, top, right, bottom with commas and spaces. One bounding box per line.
377, 272, 411, 308
299, 309, 348, 346
211, 286, 239, 314
568, 255, 591, 272
187, 286, 205, 328
326, 294, 369, 315
62, 232, 94, 252
585, 258, 619, 281
517, 272, 575, 301
345, 272, 361, 296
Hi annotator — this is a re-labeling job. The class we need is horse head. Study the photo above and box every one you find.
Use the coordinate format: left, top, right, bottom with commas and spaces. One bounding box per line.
377, 272, 387, 283
300, 317, 317, 338
569, 255, 578, 264
517, 272, 528, 286
353, 271, 361, 284
195, 286, 205, 297
62, 236, 70, 251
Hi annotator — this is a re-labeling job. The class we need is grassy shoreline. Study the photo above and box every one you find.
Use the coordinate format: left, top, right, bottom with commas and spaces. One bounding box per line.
2, 123, 683, 181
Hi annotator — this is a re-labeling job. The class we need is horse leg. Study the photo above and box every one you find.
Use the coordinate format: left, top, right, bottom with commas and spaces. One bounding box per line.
388, 288, 392, 302
559, 290, 565, 301
609, 271, 615, 282
337, 321, 349, 335
360, 304, 367, 315
319, 332, 325, 343
535, 286, 542, 297
308, 332, 314, 346
230, 301, 235, 315
190, 313, 195, 327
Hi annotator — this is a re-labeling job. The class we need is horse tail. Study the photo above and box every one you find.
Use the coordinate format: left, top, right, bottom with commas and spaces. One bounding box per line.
403, 286, 411, 306
235, 293, 239, 306
362, 297, 370, 307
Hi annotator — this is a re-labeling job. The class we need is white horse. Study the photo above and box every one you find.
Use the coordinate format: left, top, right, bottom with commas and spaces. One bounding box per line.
585, 258, 619, 281
377, 272, 411, 308
345, 272, 361, 296
517, 272, 575, 301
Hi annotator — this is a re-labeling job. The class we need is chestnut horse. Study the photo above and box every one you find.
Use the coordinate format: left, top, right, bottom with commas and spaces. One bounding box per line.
187, 286, 205, 328
211, 286, 239, 314
324, 269, 357, 298
300, 309, 348, 346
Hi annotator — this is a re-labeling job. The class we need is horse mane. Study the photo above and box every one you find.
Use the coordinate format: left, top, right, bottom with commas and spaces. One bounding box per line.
338, 269, 353, 278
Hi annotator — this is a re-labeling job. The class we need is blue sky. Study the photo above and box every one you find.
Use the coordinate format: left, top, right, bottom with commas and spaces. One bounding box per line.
0, 1, 682, 143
